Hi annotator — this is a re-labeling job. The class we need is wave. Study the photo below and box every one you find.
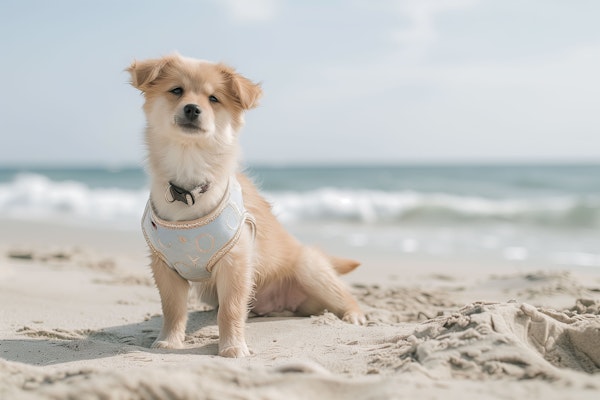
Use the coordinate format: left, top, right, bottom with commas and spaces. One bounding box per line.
1, 174, 598, 229
265, 189, 600, 228
0, 173, 148, 228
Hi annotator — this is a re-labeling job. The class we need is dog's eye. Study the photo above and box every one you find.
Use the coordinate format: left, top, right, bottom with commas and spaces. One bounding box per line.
208, 95, 219, 103
169, 87, 184, 96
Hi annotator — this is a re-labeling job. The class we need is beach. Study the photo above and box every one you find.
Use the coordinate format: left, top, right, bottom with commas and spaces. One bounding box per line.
3, 0, 600, 396
1, 215, 599, 399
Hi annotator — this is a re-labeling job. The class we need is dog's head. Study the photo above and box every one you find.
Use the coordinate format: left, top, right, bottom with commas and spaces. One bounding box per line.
127, 53, 262, 145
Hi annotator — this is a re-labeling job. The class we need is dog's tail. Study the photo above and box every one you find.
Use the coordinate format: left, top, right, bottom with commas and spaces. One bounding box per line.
328, 255, 361, 275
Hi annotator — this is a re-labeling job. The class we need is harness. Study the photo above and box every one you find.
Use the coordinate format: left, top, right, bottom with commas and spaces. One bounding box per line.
141, 178, 255, 281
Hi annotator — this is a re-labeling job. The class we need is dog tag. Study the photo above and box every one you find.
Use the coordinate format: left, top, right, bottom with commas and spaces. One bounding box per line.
169, 183, 195, 206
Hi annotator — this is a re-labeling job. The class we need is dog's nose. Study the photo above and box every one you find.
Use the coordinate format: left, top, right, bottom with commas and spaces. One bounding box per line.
183, 104, 201, 121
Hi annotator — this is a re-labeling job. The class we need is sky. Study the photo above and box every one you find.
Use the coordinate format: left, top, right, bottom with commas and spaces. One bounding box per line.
1, 0, 599, 166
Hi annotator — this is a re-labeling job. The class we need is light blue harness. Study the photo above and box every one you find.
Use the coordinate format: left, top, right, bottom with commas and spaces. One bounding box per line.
141, 178, 255, 281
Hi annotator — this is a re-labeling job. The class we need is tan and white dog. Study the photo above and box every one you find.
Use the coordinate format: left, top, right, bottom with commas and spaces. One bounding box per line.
128, 53, 365, 358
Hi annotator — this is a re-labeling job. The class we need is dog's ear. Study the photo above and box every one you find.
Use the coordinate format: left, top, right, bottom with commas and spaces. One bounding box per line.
218, 64, 263, 110
127, 56, 174, 91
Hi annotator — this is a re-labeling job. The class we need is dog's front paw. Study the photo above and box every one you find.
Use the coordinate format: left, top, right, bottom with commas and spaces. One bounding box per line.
342, 310, 366, 325
219, 343, 251, 358
151, 338, 184, 349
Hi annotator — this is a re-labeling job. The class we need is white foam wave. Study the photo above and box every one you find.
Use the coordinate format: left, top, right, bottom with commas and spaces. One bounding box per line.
0, 174, 148, 228
0, 174, 598, 230
266, 188, 600, 228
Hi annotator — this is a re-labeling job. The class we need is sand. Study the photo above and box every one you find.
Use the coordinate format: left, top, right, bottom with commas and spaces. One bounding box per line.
1, 219, 600, 399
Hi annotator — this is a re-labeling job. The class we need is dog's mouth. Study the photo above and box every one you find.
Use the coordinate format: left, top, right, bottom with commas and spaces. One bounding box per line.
177, 122, 204, 133
174, 118, 205, 134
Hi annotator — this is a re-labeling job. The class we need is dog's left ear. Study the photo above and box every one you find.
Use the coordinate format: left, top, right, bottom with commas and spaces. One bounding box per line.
127, 56, 174, 91
218, 64, 263, 110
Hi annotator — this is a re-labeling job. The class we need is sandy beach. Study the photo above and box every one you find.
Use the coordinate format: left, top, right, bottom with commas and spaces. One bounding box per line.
1, 218, 599, 399
3, 0, 600, 397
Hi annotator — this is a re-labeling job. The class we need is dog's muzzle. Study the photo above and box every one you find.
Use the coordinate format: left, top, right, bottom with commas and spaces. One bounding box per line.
175, 103, 203, 132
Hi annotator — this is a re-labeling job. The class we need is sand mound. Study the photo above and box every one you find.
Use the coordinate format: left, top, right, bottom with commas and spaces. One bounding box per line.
368, 300, 600, 379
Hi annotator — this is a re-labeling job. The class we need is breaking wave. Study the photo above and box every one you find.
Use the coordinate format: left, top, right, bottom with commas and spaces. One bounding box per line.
0, 173, 148, 228
267, 189, 600, 228
1, 174, 598, 229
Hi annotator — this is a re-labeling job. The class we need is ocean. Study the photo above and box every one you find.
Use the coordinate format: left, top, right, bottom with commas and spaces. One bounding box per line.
1, 164, 599, 268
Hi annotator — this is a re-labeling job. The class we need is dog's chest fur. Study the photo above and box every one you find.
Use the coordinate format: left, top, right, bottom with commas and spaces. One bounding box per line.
147, 137, 238, 222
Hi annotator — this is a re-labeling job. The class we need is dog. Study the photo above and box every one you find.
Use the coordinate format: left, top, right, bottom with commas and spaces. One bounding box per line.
128, 53, 365, 358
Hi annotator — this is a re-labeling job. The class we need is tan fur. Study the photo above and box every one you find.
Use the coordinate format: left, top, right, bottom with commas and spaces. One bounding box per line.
128, 53, 365, 358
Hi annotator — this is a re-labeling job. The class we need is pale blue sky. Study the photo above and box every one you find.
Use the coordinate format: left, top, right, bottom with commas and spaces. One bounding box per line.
1, 0, 599, 166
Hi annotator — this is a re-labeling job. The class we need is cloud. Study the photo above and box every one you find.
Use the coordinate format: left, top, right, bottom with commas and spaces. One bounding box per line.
391, 0, 480, 59
396, 43, 600, 92
220, 0, 279, 23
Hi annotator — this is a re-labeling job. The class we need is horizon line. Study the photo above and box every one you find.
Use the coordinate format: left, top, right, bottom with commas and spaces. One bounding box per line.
1, 158, 600, 170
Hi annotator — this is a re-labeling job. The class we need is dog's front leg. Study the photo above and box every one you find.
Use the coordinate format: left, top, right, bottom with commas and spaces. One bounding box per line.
213, 249, 253, 358
150, 255, 190, 349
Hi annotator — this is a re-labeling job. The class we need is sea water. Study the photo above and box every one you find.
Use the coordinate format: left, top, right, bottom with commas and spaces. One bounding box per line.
1, 164, 599, 268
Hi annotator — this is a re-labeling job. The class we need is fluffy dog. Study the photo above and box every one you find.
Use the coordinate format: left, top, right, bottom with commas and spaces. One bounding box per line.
128, 53, 365, 357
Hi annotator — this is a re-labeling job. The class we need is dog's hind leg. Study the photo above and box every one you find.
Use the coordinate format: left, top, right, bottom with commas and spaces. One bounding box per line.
294, 246, 365, 325
150, 255, 190, 349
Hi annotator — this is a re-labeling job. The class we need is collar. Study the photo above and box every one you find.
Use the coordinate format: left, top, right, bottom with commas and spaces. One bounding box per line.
166, 181, 211, 206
